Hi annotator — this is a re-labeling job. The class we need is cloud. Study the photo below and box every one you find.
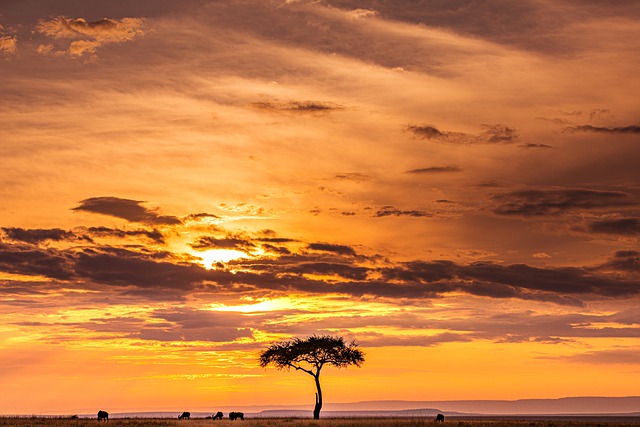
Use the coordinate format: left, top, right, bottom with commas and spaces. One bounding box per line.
357, 332, 472, 347
0, 35, 17, 55
600, 250, 639, 273
334, 172, 372, 182
407, 124, 519, 144
35, 16, 144, 57
533, 252, 551, 259
588, 217, 640, 236
380, 258, 640, 302
2, 227, 78, 244
142, 308, 254, 342
563, 349, 640, 365
73, 197, 182, 225
2, 201, 639, 313
2, 229, 639, 310
251, 100, 343, 113
191, 236, 255, 251
324, 0, 640, 55
287, 262, 369, 280
73, 247, 213, 292
184, 213, 221, 222
373, 206, 432, 217
0, 242, 75, 281
307, 242, 357, 256
66, 39, 101, 57
564, 125, 640, 134
344, 8, 379, 20
492, 189, 635, 216
520, 143, 553, 149
405, 165, 461, 174
85, 226, 166, 244
36, 17, 144, 43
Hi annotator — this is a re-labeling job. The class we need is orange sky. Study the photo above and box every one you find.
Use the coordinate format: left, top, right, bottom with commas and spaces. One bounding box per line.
0, 0, 639, 415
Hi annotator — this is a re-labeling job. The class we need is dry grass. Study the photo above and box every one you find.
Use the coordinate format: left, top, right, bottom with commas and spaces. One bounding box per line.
1, 418, 640, 427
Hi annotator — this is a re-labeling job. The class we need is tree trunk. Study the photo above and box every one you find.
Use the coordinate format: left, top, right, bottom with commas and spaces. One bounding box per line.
313, 373, 322, 419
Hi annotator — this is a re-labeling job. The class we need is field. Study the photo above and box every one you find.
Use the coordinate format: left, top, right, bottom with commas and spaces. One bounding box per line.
2, 418, 640, 427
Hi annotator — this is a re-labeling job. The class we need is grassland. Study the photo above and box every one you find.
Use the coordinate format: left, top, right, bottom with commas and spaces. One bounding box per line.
1, 418, 640, 427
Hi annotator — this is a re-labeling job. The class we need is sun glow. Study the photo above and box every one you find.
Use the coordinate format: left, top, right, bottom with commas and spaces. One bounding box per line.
197, 249, 249, 268
211, 297, 297, 313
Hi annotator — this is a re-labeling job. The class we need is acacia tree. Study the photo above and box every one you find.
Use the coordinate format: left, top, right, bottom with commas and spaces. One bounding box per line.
259, 335, 365, 419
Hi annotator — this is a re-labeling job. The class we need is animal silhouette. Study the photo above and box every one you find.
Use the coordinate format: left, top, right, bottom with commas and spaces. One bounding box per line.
97, 410, 109, 421
178, 412, 191, 420
435, 413, 445, 422
213, 412, 223, 420
229, 412, 244, 421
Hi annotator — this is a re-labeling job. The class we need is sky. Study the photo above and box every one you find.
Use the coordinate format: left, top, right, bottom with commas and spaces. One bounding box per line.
0, 0, 639, 415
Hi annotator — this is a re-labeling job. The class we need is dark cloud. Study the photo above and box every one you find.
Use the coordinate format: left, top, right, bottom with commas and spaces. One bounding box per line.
564, 125, 640, 134
191, 236, 255, 251
287, 262, 369, 281
260, 244, 292, 255
520, 143, 553, 149
86, 226, 165, 244
255, 229, 298, 244
600, 251, 639, 273
588, 217, 640, 235
73, 248, 213, 291
257, 237, 297, 243
407, 124, 518, 144
405, 125, 444, 139
405, 165, 461, 174
0, 242, 75, 280
479, 125, 519, 144
562, 349, 640, 365
374, 206, 432, 217
380, 259, 640, 302
1, 214, 638, 309
73, 197, 182, 225
307, 243, 357, 256
2, 226, 165, 245
251, 100, 343, 113
2, 227, 78, 244
184, 212, 220, 221
492, 189, 635, 216
334, 172, 372, 182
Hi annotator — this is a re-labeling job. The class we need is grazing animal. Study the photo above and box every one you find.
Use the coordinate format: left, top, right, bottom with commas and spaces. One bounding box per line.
178, 412, 191, 420
229, 412, 244, 421
213, 412, 223, 420
97, 410, 109, 421
435, 413, 445, 422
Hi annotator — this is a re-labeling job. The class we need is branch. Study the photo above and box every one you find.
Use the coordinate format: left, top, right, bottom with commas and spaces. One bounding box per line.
291, 363, 316, 377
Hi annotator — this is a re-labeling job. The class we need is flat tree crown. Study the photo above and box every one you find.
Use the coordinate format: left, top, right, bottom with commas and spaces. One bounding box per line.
259, 335, 365, 374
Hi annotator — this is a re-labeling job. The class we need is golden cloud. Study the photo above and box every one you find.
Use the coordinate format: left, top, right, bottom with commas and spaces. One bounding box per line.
35, 16, 144, 57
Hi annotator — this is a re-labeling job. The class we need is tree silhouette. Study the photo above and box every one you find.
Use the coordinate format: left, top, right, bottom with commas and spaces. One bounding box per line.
259, 335, 365, 419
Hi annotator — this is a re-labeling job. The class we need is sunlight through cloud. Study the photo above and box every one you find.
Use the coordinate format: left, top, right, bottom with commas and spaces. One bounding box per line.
196, 249, 249, 268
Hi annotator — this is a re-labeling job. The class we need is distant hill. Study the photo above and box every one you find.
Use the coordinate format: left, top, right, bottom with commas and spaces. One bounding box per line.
317, 397, 640, 415
82, 396, 640, 419
253, 408, 470, 418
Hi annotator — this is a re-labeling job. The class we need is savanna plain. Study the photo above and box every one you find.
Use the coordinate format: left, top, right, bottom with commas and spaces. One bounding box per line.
2, 418, 640, 427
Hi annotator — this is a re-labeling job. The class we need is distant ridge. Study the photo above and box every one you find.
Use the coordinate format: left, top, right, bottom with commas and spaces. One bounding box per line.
88, 397, 640, 418
318, 396, 640, 415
